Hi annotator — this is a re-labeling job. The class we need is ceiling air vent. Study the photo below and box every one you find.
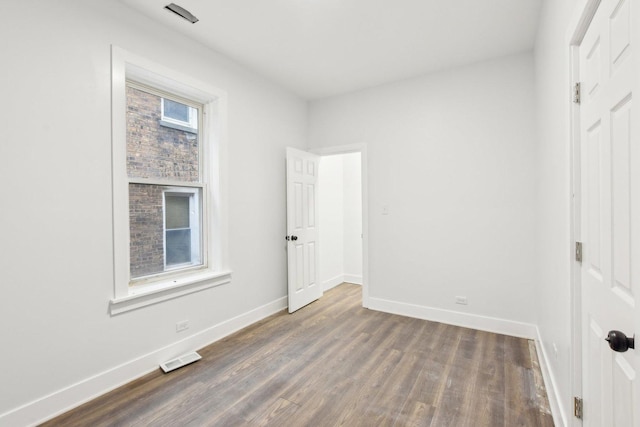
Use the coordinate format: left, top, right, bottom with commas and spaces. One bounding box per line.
165, 3, 199, 24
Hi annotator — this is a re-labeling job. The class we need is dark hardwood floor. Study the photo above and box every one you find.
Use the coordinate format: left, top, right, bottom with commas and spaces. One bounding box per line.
42, 283, 554, 426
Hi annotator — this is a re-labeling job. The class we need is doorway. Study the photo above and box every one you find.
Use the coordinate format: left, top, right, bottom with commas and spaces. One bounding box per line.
313, 144, 369, 307
319, 152, 362, 289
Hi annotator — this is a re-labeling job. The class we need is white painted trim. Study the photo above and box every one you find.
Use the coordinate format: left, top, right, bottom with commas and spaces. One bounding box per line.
110, 271, 232, 315
321, 274, 362, 292
567, 0, 602, 45
535, 327, 568, 427
1, 295, 287, 427
368, 297, 537, 339
310, 143, 370, 308
322, 274, 345, 291
343, 274, 363, 285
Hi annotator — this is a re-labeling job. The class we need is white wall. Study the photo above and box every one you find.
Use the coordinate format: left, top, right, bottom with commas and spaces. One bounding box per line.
0, 1, 307, 424
342, 153, 363, 283
318, 153, 362, 290
533, 0, 580, 424
319, 156, 345, 289
309, 52, 538, 328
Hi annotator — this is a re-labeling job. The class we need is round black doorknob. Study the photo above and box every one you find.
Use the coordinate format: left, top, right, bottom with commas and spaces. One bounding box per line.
605, 330, 635, 352
291, 235, 298, 241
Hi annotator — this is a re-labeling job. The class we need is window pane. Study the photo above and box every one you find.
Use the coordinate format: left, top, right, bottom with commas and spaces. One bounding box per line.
166, 229, 191, 266
163, 99, 189, 122
165, 195, 189, 229
126, 86, 200, 182
129, 183, 202, 279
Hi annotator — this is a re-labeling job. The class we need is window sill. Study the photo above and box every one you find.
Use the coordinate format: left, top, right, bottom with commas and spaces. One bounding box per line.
110, 270, 232, 315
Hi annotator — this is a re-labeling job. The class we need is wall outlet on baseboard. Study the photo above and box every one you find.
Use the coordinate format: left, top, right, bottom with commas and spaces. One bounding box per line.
176, 320, 189, 332
454, 296, 468, 305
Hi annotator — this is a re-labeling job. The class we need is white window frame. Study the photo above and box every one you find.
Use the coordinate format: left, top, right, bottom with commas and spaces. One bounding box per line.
160, 98, 198, 132
163, 187, 201, 270
110, 46, 231, 315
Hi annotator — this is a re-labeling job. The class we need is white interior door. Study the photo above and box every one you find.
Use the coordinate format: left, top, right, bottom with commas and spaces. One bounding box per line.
286, 147, 322, 313
579, 0, 638, 425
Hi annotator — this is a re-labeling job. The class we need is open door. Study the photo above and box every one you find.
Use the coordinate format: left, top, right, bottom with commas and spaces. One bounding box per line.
577, 0, 638, 425
286, 147, 322, 313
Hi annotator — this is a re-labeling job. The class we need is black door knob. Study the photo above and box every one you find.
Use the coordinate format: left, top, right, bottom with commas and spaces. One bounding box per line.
291, 235, 298, 241
605, 330, 635, 352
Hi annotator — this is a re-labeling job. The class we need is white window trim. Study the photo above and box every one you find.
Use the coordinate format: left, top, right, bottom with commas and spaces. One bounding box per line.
110, 46, 231, 315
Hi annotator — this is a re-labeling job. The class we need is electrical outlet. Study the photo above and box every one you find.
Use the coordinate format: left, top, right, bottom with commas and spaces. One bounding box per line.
455, 296, 468, 305
176, 320, 189, 332
382, 205, 390, 215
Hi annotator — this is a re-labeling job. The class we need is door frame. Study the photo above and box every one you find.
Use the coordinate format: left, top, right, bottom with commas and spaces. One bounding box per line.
567, 1, 603, 426
311, 143, 370, 308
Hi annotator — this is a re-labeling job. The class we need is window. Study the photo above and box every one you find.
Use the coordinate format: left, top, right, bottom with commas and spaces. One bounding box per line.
160, 98, 198, 133
126, 83, 203, 280
110, 46, 230, 314
164, 189, 200, 268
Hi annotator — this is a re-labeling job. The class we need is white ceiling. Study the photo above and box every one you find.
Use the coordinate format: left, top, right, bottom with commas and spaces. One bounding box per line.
119, 0, 542, 99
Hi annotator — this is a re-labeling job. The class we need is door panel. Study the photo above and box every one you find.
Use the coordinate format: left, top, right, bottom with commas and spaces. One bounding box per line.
611, 0, 631, 70
286, 147, 322, 312
579, 0, 637, 425
611, 95, 632, 298
586, 317, 605, 424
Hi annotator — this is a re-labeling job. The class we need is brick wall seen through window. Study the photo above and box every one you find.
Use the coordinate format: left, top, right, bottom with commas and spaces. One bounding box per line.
126, 86, 202, 278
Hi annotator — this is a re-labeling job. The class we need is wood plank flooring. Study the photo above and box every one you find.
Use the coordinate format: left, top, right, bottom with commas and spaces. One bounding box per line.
42, 283, 554, 426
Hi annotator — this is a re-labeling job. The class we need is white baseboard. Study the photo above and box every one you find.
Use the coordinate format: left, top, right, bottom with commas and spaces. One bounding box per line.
322, 274, 363, 291
343, 274, 363, 285
1, 296, 288, 427
368, 297, 537, 339
534, 327, 567, 427
322, 274, 345, 291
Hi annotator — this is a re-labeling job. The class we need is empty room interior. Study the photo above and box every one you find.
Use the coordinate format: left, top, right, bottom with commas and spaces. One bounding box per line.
1, 0, 639, 426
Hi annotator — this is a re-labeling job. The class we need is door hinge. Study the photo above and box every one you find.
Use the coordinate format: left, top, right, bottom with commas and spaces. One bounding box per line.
573, 82, 581, 104
574, 396, 583, 419
575, 241, 583, 263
